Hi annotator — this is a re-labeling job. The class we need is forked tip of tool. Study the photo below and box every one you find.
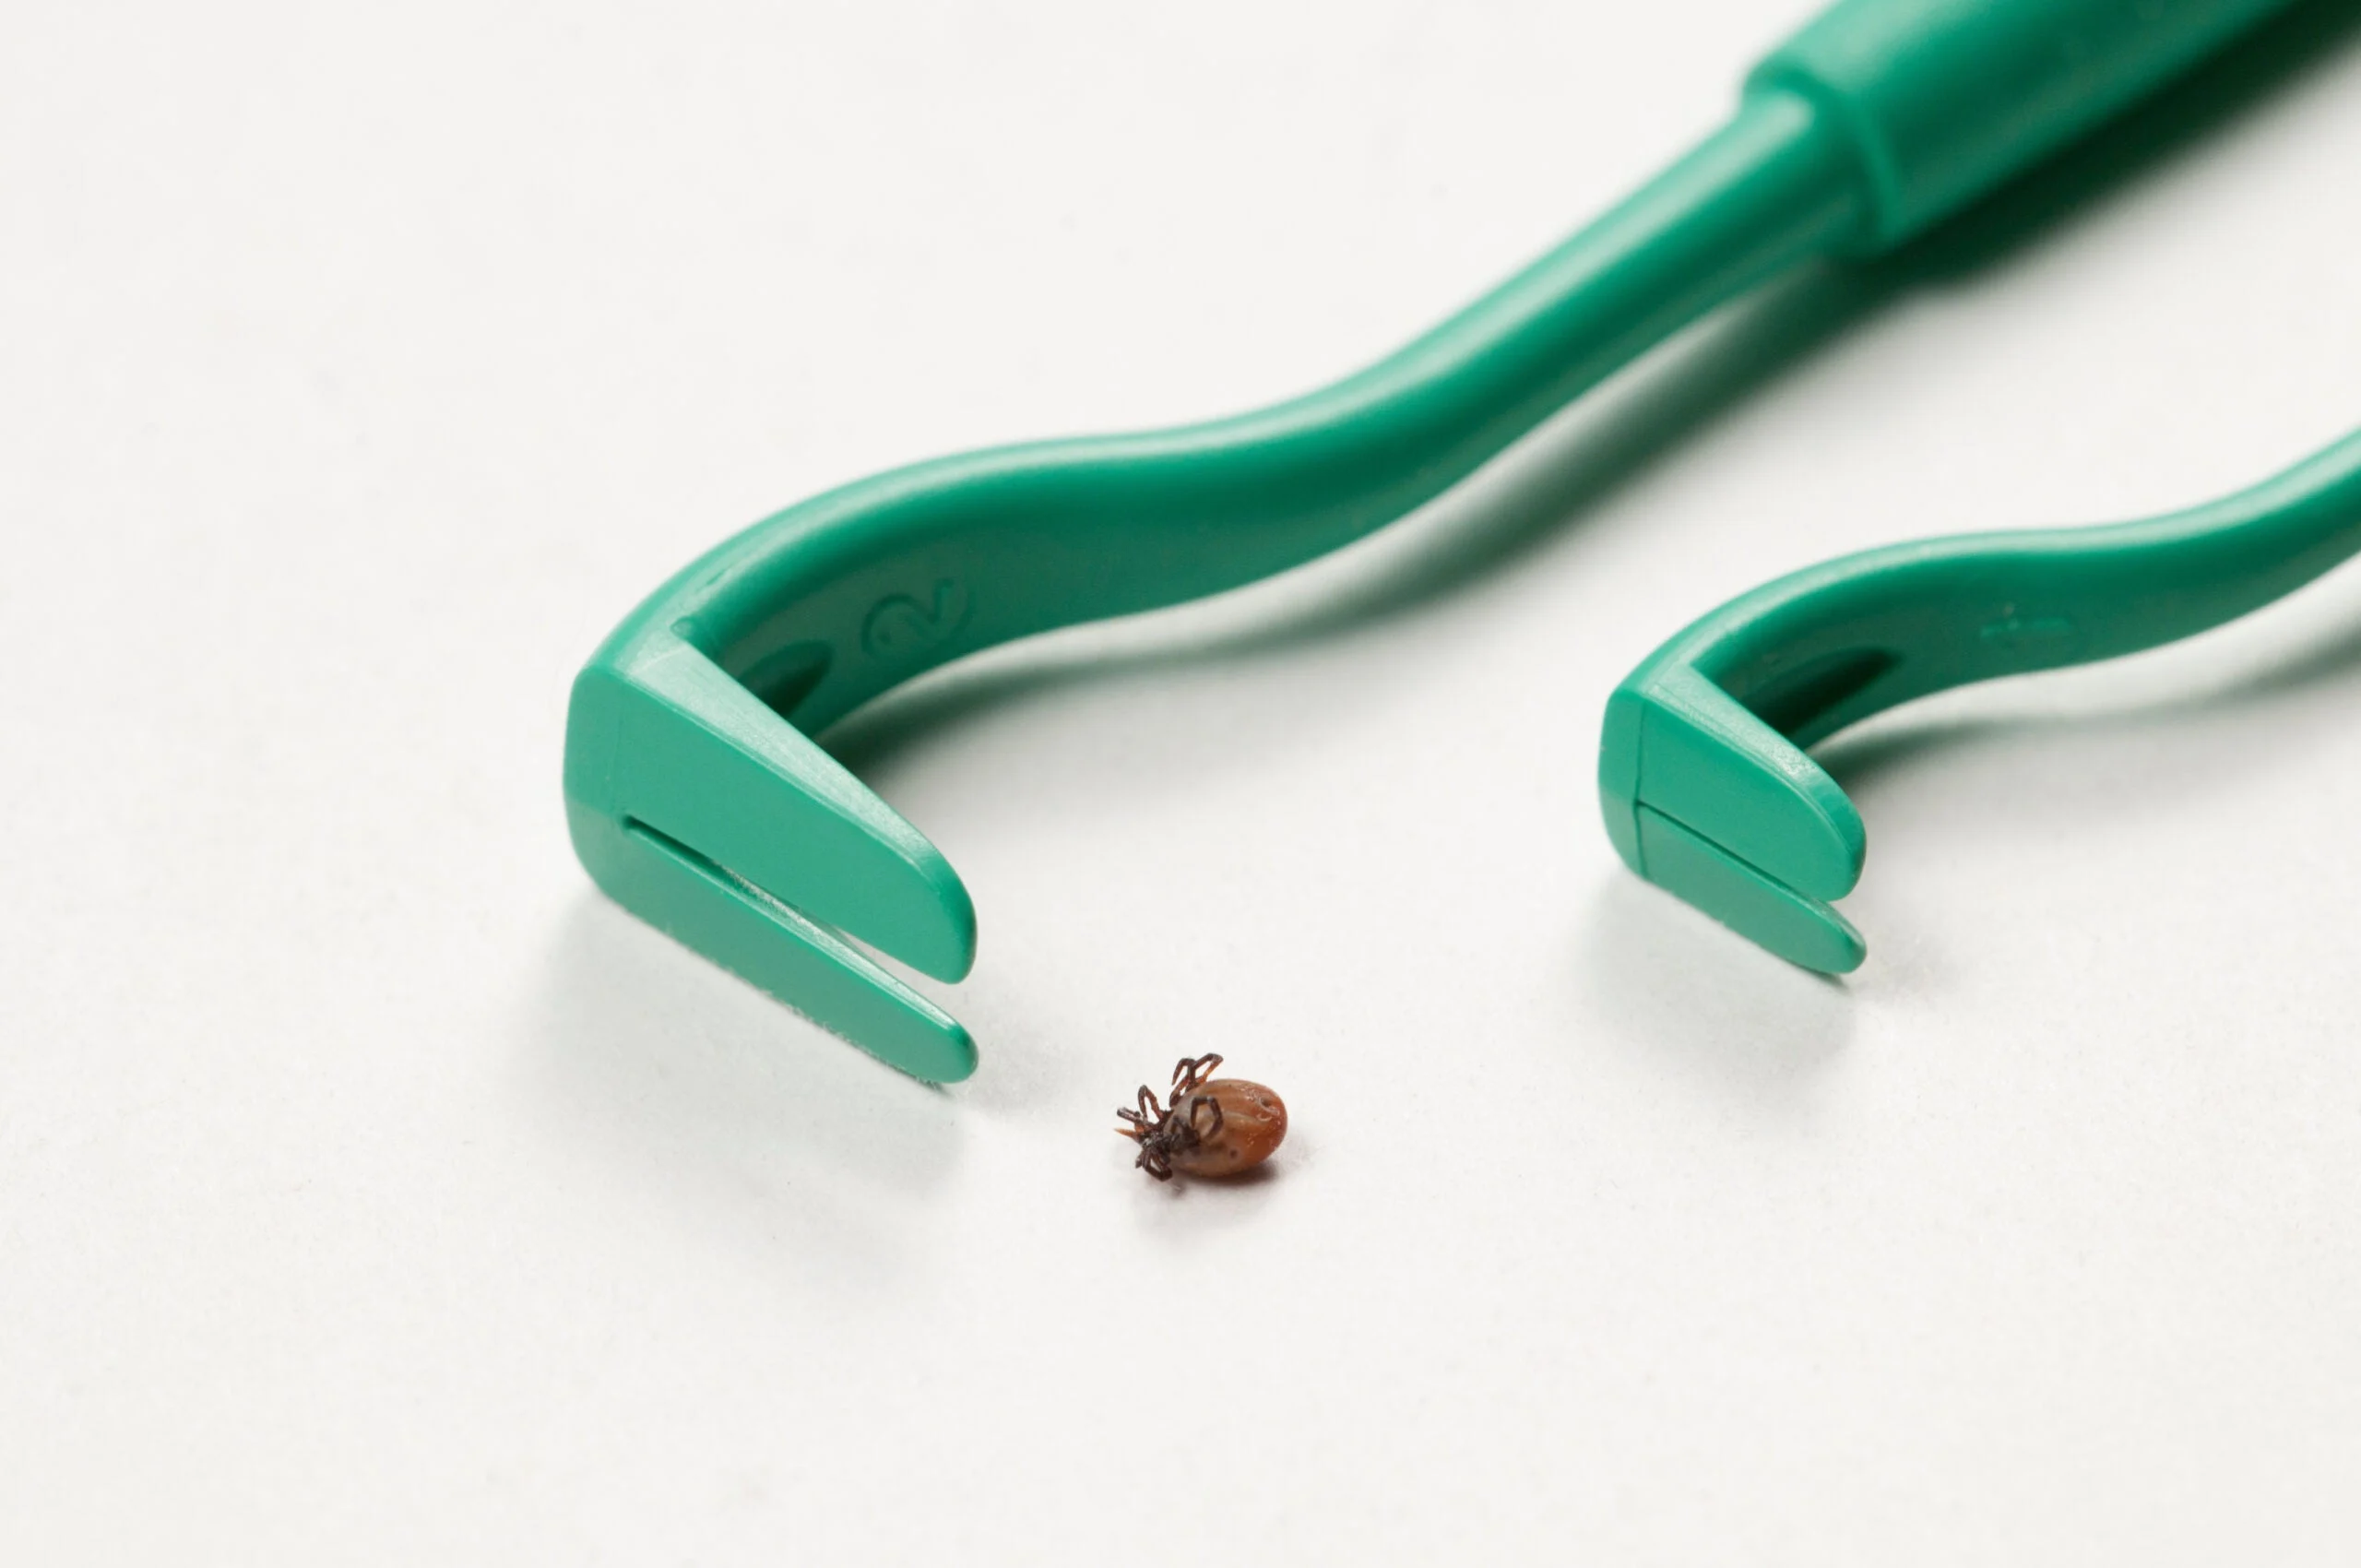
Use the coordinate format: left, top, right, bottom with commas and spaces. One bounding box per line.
1600, 669, 1868, 974
564, 635, 983, 1081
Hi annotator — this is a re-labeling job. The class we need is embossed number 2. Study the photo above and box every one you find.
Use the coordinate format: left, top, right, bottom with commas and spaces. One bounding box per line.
861, 578, 972, 662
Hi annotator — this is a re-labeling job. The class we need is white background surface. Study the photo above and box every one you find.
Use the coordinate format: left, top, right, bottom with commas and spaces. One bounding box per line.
6, 1, 2361, 1562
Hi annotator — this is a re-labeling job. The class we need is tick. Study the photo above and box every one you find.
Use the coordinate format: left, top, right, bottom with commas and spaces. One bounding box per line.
1115, 1054, 1287, 1182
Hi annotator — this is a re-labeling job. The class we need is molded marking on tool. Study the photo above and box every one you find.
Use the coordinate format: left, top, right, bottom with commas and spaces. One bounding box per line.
862, 579, 972, 662
1978, 612, 2077, 651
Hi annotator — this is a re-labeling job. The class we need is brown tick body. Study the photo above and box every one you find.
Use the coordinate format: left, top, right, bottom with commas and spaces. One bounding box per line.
1115, 1054, 1287, 1181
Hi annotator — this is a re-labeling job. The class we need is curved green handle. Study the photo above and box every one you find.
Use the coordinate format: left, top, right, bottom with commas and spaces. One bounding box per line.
567, 0, 2308, 1079
650, 97, 1857, 737
1601, 430, 2361, 972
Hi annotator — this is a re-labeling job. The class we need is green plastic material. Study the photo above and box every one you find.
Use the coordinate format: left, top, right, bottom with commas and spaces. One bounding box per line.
1600, 431, 2361, 972
566, 0, 2300, 1080
1754, 0, 2301, 248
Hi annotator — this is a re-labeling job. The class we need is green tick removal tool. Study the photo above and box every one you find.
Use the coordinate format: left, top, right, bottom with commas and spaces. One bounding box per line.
1601, 430, 2361, 972
567, 0, 2305, 1080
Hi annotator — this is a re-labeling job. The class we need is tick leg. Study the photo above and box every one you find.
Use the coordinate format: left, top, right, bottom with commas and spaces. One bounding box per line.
1188, 1094, 1224, 1141
1171, 1053, 1223, 1097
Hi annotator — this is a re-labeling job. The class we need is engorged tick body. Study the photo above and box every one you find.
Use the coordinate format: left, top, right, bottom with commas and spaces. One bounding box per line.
1116, 1054, 1287, 1182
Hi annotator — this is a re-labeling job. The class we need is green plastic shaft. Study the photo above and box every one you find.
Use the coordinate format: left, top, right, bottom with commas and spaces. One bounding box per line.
1759, 0, 2304, 246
